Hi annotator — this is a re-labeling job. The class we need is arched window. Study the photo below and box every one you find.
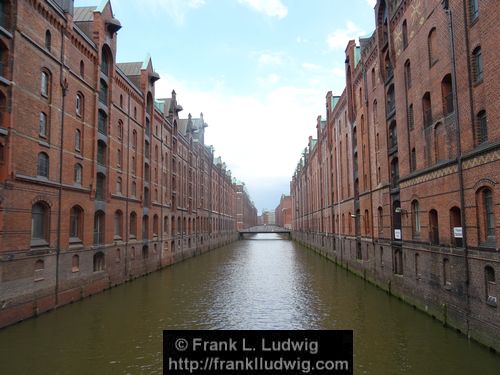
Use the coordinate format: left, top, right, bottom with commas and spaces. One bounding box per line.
130, 212, 137, 238
45, 30, 51, 51
441, 74, 453, 116
371, 67, 376, 88
390, 157, 399, 186
98, 110, 107, 135
93, 211, 105, 245
117, 148, 122, 168
476, 110, 487, 145
97, 140, 106, 166
485, 266, 496, 303
384, 53, 393, 80
37, 152, 49, 177
422, 92, 432, 127
39, 112, 47, 137
69, 205, 83, 240
131, 181, 137, 196
119, 94, 123, 108
443, 258, 451, 286
386, 84, 395, 113
41, 70, 49, 97
132, 130, 137, 149
164, 216, 168, 234
116, 176, 122, 193
434, 123, 446, 162
101, 50, 110, 76
99, 79, 108, 104
0, 1, 10, 29
404, 60, 411, 88
153, 214, 159, 236
75, 129, 81, 151
402, 20, 408, 49
95, 173, 105, 200
428, 28, 438, 67
373, 100, 378, 125
31, 202, 49, 244
450, 206, 462, 247
74, 163, 82, 184
472, 47, 483, 83
72, 254, 79, 272
34, 259, 44, 280
114, 210, 123, 239
410, 147, 417, 172
429, 209, 439, 245
0, 42, 7, 78
76, 93, 83, 117
93, 251, 105, 271
142, 215, 149, 239
411, 200, 420, 237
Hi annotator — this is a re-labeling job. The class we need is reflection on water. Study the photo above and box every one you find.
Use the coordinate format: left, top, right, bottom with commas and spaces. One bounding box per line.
0, 234, 498, 374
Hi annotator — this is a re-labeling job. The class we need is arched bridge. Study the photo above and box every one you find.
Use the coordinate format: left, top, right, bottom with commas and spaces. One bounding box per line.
238, 225, 291, 239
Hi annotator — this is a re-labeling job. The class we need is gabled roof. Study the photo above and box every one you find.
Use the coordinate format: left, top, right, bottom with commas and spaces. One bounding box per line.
116, 62, 142, 76
74, 6, 96, 22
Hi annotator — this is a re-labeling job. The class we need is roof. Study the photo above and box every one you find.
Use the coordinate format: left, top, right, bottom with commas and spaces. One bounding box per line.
74, 6, 96, 22
354, 46, 361, 67
178, 119, 189, 135
116, 62, 142, 76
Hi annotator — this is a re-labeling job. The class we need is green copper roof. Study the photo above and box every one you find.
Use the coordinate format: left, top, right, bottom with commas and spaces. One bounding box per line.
331, 96, 340, 110
354, 46, 361, 67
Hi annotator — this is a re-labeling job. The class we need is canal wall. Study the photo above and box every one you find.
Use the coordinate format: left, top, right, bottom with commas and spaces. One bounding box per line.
292, 232, 500, 353
0, 233, 238, 329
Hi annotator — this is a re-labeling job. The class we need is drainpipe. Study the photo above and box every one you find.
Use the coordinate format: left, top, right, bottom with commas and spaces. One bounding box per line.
362, 66, 375, 242
124, 93, 131, 279
55, 24, 67, 306
443, 0, 470, 335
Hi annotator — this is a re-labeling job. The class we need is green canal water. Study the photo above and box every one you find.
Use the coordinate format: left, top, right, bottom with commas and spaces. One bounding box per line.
0, 234, 499, 374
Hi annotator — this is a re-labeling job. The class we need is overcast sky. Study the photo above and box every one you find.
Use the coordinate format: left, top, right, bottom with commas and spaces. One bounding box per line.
75, 0, 376, 213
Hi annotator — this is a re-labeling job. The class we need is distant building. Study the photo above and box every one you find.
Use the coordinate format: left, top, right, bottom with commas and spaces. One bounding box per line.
275, 195, 292, 229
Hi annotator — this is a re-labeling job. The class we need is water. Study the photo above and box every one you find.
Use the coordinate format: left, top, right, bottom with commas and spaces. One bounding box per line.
0, 234, 498, 374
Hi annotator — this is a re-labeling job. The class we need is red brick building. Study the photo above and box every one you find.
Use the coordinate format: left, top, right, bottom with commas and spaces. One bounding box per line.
235, 182, 258, 231
0, 0, 255, 328
291, 0, 499, 351
275, 194, 292, 229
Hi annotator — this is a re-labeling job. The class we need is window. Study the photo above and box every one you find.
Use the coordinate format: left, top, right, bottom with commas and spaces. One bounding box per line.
402, 20, 408, 49
472, 47, 483, 83
116, 176, 122, 193
470, 0, 479, 21
117, 121, 123, 140
443, 258, 451, 286
39, 112, 47, 137
117, 148, 122, 168
389, 121, 397, 148
393, 248, 403, 275
74, 163, 82, 185
41, 71, 49, 97
130, 212, 137, 238
114, 210, 123, 239
131, 181, 137, 197
485, 266, 496, 305
31, 202, 49, 244
142, 245, 149, 259
119, 94, 123, 108
407, 104, 414, 130
428, 28, 438, 66
429, 209, 439, 245
132, 130, 137, 149
384, 53, 393, 80
99, 79, 108, 104
378, 207, 383, 234
79, 60, 84, 78
75, 129, 81, 151
483, 189, 495, 242
97, 140, 106, 166
101, 51, 109, 76
441, 74, 453, 115
404, 60, 411, 88
411, 200, 420, 236
450, 206, 462, 247
476, 110, 487, 144
132, 156, 136, 175
373, 100, 378, 124
72, 255, 79, 272
0, 1, 10, 29
69, 205, 83, 240
76, 93, 83, 117
422, 92, 432, 127
34, 259, 44, 280
45, 30, 51, 51
93, 251, 105, 271
410, 147, 417, 172
0, 43, 6, 78
387, 84, 395, 114
95, 173, 105, 200
390, 157, 399, 186
37, 152, 49, 177
98, 110, 107, 135
93, 211, 105, 245
415, 253, 420, 279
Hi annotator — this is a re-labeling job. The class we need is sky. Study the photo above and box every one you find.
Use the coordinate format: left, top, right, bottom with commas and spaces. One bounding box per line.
75, 0, 376, 214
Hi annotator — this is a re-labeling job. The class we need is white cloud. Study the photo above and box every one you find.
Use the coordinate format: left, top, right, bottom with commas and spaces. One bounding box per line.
302, 63, 321, 71
326, 21, 364, 50
257, 73, 281, 86
238, 0, 288, 19
258, 52, 285, 66
154, 73, 326, 209
132, 0, 206, 25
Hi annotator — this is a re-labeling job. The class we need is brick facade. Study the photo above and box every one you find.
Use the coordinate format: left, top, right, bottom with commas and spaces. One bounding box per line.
291, 0, 500, 351
0, 0, 256, 328
275, 194, 292, 229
